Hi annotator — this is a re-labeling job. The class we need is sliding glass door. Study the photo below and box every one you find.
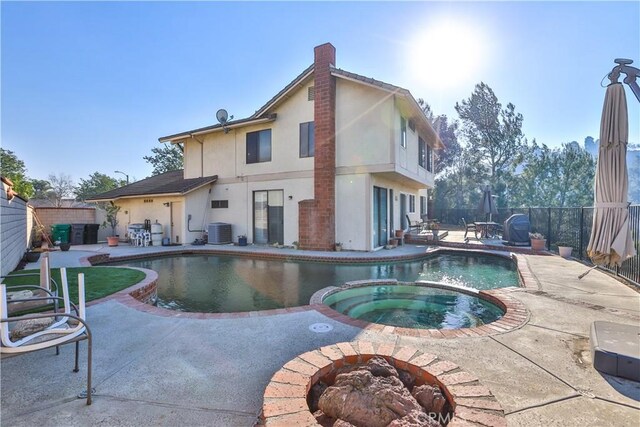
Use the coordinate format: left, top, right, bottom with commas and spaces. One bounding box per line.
373, 186, 388, 248
253, 190, 284, 244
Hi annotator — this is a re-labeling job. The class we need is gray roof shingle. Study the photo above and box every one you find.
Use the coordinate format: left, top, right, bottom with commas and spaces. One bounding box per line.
87, 170, 217, 201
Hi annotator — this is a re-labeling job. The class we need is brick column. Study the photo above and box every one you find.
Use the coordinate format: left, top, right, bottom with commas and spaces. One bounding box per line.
299, 43, 336, 251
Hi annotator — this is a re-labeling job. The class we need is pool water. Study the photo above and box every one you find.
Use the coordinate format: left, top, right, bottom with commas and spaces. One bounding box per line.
323, 285, 504, 329
111, 253, 518, 313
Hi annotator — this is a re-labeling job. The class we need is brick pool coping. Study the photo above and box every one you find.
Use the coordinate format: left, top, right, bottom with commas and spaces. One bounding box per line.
78, 248, 533, 332
261, 341, 507, 427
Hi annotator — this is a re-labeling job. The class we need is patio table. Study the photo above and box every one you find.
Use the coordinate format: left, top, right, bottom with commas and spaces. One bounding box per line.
474, 221, 500, 238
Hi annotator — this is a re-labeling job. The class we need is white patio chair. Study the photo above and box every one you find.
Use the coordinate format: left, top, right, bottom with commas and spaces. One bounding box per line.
0, 268, 93, 405
142, 231, 151, 247
1, 252, 59, 317
130, 231, 142, 246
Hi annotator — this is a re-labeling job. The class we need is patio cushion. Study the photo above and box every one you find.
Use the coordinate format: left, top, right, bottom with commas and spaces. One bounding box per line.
9, 317, 55, 341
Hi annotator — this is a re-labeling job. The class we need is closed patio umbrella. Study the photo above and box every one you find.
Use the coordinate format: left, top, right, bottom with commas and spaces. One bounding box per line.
586, 83, 636, 267
478, 185, 498, 222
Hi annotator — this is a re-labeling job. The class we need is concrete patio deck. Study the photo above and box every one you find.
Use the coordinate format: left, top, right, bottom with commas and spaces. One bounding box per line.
1, 242, 638, 426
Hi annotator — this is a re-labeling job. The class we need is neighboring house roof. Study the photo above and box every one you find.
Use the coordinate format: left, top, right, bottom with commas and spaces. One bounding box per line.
158, 61, 443, 149
86, 170, 218, 202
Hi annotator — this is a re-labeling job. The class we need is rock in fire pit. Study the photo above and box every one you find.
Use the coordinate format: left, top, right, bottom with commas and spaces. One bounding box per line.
312, 357, 448, 426
261, 341, 507, 427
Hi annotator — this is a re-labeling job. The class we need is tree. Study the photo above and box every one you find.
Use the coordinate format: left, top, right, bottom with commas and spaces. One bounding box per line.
76, 172, 125, 201
31, 179, 52, 199
417, 99, 462, 174
628, 160, 640, 204
508, 141, 595, 207
0, 148, 34, 198
455, 82, 525, 180
47, 173, 75, 207
143, 143, 183, 175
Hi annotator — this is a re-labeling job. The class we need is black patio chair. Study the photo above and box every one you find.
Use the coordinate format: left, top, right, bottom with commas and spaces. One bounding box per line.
462, 218, 478, 240
405, 215, 423, 233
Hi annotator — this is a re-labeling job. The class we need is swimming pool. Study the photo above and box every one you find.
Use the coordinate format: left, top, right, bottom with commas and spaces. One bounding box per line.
110, 252, 518, 313
323, 284, 504, 329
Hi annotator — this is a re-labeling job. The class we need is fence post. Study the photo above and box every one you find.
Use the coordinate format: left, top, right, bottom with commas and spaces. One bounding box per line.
547, 207, 552, 250
579, 207, 584, 260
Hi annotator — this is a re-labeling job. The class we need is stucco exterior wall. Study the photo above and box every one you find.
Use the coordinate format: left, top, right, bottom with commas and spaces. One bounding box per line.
1, 182, 27, 276
208, 176, 314, 245
184, 82, 315, 181
335, 174, 369, 250
116, 196, 180, 242
184, 185, 214, 243
335, 79, 394, 169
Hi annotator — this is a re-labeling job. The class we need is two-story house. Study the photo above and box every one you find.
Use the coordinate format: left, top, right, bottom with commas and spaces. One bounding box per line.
90, 43, 442, 251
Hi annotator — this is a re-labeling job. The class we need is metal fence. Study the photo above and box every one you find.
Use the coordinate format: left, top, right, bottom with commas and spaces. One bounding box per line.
431, 205, 640, 286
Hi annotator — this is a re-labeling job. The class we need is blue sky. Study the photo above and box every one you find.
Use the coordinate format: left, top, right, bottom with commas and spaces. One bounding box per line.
2, 1, 639, 184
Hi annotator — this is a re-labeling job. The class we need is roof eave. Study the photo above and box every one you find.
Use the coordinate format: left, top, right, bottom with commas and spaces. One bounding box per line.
158, 115, 277, 143
85, 177, 217, 203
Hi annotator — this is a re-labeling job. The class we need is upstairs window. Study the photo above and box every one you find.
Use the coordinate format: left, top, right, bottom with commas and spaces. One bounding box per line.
246, 129, 272, 164
400, 117, 407, 148
418, 137, 426, 168
299, 122, 315, 158
427, 144, 433, 172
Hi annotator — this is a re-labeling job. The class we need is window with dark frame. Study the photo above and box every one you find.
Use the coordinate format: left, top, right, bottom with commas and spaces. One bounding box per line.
211, 200, 229, 209
400, 117, 407, 148
420, 196, 427, 216
299, 121, 315, 158
246, 129, 272, 164
418, 137, 426, 168
409, 195, 415, 213
427, 144, 433, 172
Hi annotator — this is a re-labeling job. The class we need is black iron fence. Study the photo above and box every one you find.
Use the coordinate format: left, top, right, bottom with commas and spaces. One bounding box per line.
431, 205, 640, 286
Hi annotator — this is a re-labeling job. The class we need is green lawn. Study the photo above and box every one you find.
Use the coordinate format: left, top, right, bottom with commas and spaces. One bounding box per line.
3, 267, 146, 305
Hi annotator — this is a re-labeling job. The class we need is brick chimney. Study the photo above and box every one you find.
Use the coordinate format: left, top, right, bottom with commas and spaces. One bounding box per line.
298, 43, 337, 251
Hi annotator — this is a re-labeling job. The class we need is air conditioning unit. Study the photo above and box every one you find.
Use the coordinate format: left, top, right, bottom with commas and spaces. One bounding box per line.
207, 223, 232, 245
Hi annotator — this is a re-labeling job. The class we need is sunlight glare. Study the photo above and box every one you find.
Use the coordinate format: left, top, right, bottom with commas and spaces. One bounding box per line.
409, 20, 487, 89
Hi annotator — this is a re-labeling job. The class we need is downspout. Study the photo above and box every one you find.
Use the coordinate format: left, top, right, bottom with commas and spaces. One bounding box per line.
190, 134, 204, 178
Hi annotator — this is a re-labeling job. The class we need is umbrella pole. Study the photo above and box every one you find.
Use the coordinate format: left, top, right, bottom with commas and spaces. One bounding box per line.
578, 265, 599, 280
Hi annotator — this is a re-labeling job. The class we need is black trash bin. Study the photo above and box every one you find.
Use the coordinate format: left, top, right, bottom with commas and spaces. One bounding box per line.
71, 224, 86, 245
84, 224, 100, 244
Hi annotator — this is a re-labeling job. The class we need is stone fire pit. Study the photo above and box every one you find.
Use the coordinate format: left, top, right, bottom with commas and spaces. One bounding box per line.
262, 341, 506, 426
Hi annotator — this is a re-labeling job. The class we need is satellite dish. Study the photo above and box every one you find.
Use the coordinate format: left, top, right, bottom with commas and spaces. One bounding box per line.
216, 109, 229, 124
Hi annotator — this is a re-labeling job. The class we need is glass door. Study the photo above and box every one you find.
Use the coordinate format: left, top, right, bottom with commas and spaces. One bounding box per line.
267, 190, 284, 245
253, 190, 284, 245
400, 193, 407, 229
373, 186, 388, 248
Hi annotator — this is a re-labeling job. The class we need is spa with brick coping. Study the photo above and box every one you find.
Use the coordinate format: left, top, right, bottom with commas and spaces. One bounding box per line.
79, 248, 532, 328
261, 341, 507, 427
311, 282, 530, 338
